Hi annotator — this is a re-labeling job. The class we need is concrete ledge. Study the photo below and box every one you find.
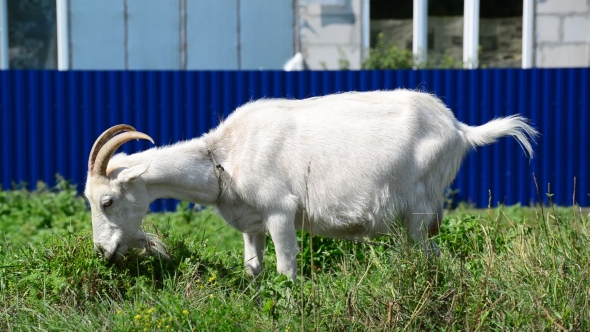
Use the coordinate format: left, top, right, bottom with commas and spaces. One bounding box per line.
536, 0, 589, 15
536, 43, 590, 67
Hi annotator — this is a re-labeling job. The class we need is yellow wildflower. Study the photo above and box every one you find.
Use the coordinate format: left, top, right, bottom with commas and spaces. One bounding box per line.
134, 314, 141, 320
209, 294, 214, 299
182, 310, 189, 315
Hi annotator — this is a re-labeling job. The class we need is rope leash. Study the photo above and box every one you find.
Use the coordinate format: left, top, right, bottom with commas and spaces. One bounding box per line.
207, 147, 225, 202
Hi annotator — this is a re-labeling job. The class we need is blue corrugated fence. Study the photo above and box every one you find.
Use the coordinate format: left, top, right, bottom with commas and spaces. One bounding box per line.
0, 69, 588, 210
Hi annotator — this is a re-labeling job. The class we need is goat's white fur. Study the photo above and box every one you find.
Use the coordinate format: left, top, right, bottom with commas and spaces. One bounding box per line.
85, 89, 538, 280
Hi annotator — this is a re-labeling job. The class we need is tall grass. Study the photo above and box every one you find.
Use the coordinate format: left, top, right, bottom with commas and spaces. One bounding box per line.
0, 180, 588, 330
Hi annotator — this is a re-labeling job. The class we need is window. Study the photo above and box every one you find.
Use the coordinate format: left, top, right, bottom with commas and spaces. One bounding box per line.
7, 0, 56, 69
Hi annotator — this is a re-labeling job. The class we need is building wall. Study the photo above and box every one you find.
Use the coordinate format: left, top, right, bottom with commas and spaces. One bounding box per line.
535, 0, 590, 67
297, 0, 363, 70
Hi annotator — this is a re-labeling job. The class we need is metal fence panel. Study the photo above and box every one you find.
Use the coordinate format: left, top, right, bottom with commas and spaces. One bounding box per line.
186, 0, 239, 70
127, 0, 181, 69
70, 0, 126, 69
0, 69, 588, 210
239, 0, 294, 70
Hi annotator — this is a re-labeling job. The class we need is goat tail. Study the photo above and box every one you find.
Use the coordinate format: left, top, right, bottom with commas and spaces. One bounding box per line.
460, 115, 539, 159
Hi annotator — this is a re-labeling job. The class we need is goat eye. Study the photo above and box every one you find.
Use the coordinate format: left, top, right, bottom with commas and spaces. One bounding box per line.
102, 199, 113, 208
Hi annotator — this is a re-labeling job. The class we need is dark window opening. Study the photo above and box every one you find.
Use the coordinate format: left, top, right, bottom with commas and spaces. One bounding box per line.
371, 0, 523, 20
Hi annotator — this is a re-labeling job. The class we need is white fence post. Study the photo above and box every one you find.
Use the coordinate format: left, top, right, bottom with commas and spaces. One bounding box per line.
361, 0, 370, 64
522, 0, 534, 69
412, 0, 428, 66
0, 0, 8, 69
56, 0, 70, 70
463, 0, 480, 69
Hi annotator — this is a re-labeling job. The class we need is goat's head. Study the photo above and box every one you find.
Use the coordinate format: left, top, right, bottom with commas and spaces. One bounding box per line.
84, 125, 166, 262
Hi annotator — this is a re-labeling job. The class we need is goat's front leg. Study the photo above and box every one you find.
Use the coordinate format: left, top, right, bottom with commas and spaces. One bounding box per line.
243, 232, 265, 277
266, 211, 299, 281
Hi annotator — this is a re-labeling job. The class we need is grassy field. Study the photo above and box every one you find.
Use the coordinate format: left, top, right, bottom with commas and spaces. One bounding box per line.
1, 180, 589, 331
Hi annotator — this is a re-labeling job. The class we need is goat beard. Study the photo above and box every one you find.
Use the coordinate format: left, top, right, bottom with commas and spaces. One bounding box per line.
137, 233, 170, 260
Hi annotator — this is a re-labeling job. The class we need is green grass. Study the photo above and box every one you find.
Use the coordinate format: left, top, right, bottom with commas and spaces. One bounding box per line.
1, 180, 589, 331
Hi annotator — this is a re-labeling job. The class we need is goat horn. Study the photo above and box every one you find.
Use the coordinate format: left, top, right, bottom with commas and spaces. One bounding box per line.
88, 124, 137, 175
94, 131, 154, 178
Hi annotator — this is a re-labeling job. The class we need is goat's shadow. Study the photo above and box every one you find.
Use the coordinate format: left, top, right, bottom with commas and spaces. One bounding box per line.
111, 238, 251, 291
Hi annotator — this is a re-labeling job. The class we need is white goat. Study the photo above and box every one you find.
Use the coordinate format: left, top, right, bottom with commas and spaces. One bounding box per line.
85, 89, 538, 280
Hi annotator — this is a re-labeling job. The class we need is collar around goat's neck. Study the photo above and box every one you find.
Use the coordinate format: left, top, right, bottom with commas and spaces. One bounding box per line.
206, 146, 225, 203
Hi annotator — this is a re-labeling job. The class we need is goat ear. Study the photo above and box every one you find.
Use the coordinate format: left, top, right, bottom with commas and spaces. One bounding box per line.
117, 163, 151, 183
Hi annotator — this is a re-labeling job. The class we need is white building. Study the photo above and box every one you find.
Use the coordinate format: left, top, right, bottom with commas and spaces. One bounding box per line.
1, 0, 588, 70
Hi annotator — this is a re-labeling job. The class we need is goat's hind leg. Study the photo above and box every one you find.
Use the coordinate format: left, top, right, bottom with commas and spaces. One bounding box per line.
405, 204, 443, 257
